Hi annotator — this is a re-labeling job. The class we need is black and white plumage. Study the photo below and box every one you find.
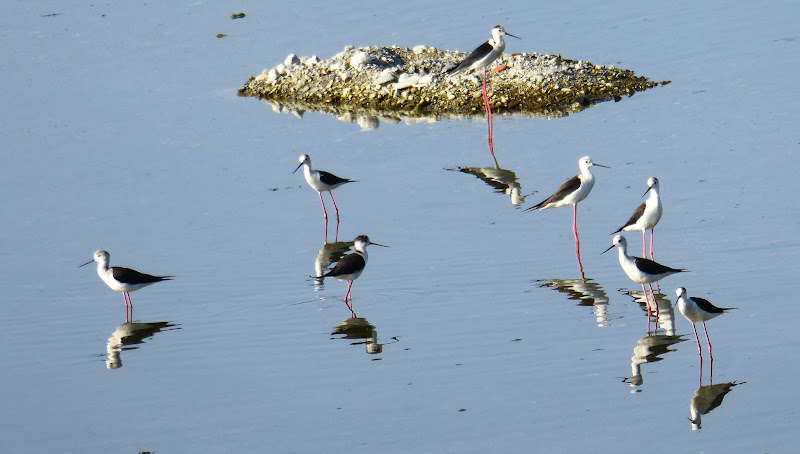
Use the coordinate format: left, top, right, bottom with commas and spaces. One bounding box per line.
525, 157, 609, 257
322, 235, 388, 306
676, 287, 735, 361
446, 25, 520, 158
80, 250, 173, 319
602, 235, 685, 318
446, 25, 519, 76
527, 157, 609, 212
613, 176, 663, 259
603, 235, 685, 285
293, 154, 356, 220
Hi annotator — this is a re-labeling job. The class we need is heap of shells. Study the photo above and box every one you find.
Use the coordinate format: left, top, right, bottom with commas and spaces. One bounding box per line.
239, 45, 668, 126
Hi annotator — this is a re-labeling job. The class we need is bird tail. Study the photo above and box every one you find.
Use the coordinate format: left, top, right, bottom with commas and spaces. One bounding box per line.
445, 64, 463, 75
523, 201, 545, 212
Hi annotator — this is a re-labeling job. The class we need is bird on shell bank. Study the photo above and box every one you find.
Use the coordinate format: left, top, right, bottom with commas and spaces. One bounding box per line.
447, 25, 520, 159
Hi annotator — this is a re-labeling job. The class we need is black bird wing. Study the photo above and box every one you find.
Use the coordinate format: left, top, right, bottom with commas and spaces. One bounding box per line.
112, 267, 174, 285
318, 170, 355, 186
691, 296, 735, 314
447, 41, 492, 74
633, 257, 686, 275
323, 253, 366, 278
525, 175, 581, 212
613, 202, 646, 233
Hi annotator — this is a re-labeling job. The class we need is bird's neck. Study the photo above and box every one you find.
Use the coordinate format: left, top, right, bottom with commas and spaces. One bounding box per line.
617, 245, 630, 263
96, 261, 110, 276
490, 37, 506, 53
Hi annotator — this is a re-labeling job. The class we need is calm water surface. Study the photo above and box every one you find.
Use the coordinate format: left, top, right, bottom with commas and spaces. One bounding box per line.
2, 0, 798, 452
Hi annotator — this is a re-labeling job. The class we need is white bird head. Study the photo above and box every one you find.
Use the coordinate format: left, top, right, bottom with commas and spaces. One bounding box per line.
643, 176, 660, 196
353, 235, 389, 252
491, 25, 520, 42
602, 234, 627, 254
579, 156, 610, 172
80, 250, 110, 268
293, 154, 311, 174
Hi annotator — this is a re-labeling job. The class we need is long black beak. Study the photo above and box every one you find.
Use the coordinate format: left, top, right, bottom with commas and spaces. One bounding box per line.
292, 162, 303, 174
506, 32, 521, 39
641, 186, 652, 198
593, 163, 610, 169
601, 244, 615, 255
370, 241, 389, 248
79, 259, 94, 268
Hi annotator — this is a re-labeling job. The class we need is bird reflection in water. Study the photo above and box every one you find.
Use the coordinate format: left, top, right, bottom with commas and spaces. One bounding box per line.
331, 316, 397, 356
312, 240, 353, 290
620, 289, 684, 389
104, 321, 181, 369
689, 381, 743, 430
537, 278, 610, 327
622, 288, 678, 333
446, 165, 527, 206
622, 331, 684, 390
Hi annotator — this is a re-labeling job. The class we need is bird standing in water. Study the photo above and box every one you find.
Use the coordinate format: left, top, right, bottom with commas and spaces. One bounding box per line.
322, 235, 388, 316
602, 235, 685, 319
676, 287, 735, 364
527, 156, 609, 278
613, 176, 663, 259
293, 154, 356, 222
80, 250, 173, 321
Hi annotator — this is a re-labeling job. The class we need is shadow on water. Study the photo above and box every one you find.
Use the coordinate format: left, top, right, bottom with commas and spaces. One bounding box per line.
621, 289, 678, 334
331, 314, 399, 357
446, 164, 528, 206
619, 287, 686, 389
251, 96, 599, 131
537, 278, 611, 327
312, 239, 354, 289
621, 331, 684, 390
100, 320, 181, 370
688, 379, 744, 431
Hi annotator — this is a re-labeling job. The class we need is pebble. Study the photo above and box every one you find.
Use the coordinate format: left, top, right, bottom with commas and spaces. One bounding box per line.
284, 54, 301, 66
375, 69, 397, 85
350, 51, 371, 70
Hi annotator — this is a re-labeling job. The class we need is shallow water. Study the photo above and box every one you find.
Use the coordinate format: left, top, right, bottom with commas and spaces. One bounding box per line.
2, 1, 799, 452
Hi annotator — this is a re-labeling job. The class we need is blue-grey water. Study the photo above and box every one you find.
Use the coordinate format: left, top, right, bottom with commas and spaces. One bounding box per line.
2, 1, 798, 452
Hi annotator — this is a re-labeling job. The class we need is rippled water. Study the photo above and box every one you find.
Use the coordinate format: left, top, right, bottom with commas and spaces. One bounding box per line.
2, 1, 798, 452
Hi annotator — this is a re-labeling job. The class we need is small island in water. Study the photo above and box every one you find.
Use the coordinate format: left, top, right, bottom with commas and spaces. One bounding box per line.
239, 45, 668, 127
